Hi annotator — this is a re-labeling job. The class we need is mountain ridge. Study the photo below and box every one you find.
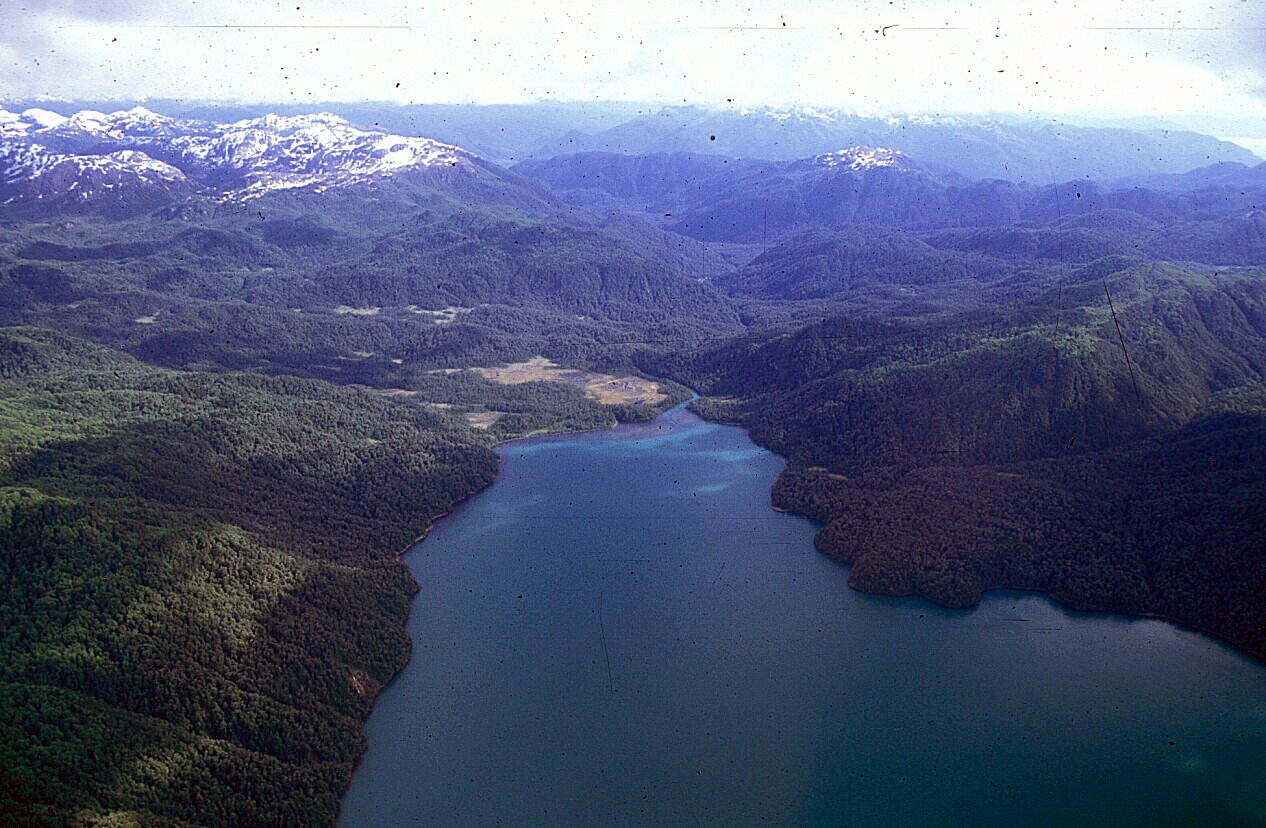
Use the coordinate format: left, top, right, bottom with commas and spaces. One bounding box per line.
0, 106, 498, 210
528, 104, 1260, 181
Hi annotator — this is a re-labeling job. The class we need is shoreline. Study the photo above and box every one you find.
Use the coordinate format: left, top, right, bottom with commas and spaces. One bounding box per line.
351, 394, 692, 815
489, 419, 620, 449
832, 569, 1266, 666
391, 391, 697, 560
699, 400, 1266, 667
777, 490, 1262, 661
773, 484, 1266, 667
345, 390, 1265, 823
404, 392, 1266, 675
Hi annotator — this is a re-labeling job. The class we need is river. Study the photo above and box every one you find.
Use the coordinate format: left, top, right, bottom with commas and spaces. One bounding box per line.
340, 404, 1266, 826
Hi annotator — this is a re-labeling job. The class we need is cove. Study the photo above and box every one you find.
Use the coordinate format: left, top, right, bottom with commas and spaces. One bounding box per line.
340, 405, 1266, 826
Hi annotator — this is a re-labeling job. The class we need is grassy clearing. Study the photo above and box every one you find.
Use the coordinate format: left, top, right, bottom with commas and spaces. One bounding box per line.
474, 356, 667, 406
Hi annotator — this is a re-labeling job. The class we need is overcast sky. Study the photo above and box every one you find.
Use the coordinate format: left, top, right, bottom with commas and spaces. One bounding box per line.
3, 0, 1265, 127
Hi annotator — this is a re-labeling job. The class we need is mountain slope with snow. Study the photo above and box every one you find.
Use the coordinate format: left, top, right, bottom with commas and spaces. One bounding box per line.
529, 105, 1260, 181
0, 142, 194, 213
0, 106, 499, 211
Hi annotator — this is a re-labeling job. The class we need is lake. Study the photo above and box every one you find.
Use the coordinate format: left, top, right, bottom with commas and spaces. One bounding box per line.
340, 404, 1266, 826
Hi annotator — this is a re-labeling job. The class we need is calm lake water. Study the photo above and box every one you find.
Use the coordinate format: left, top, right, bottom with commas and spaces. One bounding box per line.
341, 405, 1266, 827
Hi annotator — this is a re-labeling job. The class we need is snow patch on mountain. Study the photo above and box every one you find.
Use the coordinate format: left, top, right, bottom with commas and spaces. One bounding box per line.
0, 106, 482, 205
810, 146, 915, 171
736, 105, 841, 124
0, 143, 190, 205
0, 108, 73, 138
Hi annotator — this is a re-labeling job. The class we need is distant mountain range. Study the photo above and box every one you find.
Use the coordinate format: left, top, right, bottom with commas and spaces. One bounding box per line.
5, 101, 1259, 183
529, 105, 1259, 181
4, 104, 1264, 288
0, 106, 515, 212
516, 147, 1266, 249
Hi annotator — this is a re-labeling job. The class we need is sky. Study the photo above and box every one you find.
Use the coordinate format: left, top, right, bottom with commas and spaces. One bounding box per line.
3, 0, 1266, 130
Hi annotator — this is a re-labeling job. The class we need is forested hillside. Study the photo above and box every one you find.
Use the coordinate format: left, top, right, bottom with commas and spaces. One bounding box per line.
713, 226, 1011, 301
773, 393, 1266, 657
4, 99, 1266, 824
0, 322, 692, 824
664, 260, 1266, 658
0, 192, 739, 384
0, 328, 496, 824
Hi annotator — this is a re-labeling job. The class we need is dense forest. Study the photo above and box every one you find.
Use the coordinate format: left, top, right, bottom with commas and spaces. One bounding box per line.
666, 259, 1266, 659
771, 394, 1266, 657
0, 327, 679, 824
0, 193, 737, 388
4, 100, 1266, 825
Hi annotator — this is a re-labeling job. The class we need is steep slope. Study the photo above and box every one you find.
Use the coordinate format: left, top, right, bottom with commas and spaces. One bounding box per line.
660, 261, 1266, 659
775, 395, 1266, 659
0, 143, 194, 215
0, 328, 498, 825
688, 262, 1266, 471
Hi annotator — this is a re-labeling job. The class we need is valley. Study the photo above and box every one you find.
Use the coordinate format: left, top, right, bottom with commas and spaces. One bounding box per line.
340, 403, 1266, 828
1, 100, 1265, 825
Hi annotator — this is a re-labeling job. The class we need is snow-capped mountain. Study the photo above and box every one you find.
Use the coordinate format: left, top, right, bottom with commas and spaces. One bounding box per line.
0, 142, 194, 211
529, 104, 1260, 181
800, 146, 919, 173
0, 106, 486, 210
0, 108, 71, 137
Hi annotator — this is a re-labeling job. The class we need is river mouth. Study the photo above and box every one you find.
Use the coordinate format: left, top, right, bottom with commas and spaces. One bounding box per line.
341, 407, 1266, 827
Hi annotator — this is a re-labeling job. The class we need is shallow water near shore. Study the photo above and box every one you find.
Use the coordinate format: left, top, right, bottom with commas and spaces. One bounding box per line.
341, 405, 1266, 826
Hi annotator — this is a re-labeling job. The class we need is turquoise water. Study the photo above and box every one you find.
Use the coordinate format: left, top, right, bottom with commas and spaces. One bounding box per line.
340, 405, 1266, 826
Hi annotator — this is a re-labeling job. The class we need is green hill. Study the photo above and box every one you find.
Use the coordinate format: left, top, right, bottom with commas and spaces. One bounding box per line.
672, 261, 1266, 659
0, 328, 497, 825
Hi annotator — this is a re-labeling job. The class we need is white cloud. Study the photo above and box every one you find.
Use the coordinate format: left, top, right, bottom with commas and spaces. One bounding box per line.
2, 0, 1264, 125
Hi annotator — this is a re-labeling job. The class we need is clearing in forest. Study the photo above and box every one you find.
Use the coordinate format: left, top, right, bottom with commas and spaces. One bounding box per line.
474, 356, 667, 406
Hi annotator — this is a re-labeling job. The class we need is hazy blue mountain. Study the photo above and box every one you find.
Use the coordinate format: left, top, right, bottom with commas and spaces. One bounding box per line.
1109, 160, 1266, 192
513, 151, 763, 213
518, 147, 1029, 241
528, 105, 1258, 182
518, 146, 1266, 257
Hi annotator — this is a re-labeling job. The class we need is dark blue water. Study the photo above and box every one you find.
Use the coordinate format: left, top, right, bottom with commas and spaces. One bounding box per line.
341, 405, 1266, 826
